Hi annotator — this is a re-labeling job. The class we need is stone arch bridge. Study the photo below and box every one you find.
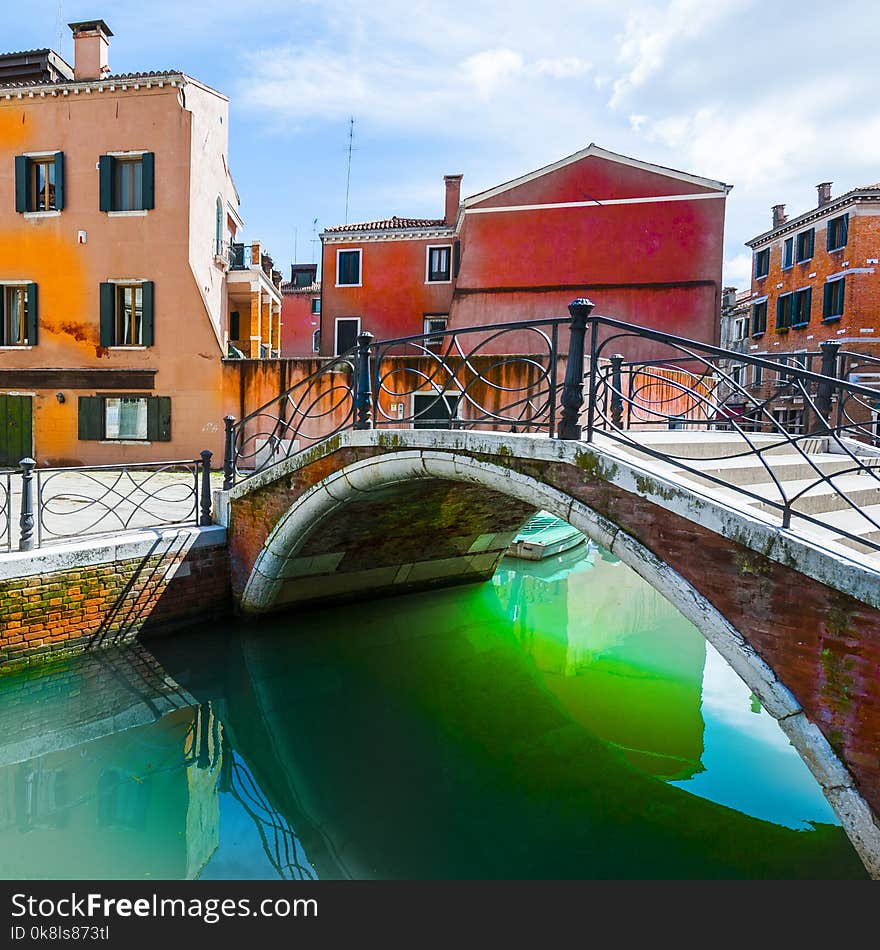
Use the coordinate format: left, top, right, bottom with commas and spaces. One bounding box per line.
217, 426, 880, 876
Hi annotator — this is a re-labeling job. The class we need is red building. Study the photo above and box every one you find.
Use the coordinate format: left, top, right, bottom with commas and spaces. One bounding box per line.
280, 263, 321, 356
317, 145, 730, 357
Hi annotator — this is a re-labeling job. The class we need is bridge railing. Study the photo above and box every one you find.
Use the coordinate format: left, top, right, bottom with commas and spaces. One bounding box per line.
0, 469, 11, 552
584, 314, 880, 553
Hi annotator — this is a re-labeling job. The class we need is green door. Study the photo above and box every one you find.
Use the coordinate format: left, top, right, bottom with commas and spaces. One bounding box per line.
0, 394, 33, 467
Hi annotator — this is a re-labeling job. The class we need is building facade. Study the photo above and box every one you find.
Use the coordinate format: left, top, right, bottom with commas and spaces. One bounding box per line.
280, 263, 320, 356
317, 146, 731, 360
0, 19, 281, 467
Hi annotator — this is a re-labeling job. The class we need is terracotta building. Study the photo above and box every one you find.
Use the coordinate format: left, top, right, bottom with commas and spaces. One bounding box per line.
317, 145, 731, 359
0, 19, 282, 467
280, 263, 320, 356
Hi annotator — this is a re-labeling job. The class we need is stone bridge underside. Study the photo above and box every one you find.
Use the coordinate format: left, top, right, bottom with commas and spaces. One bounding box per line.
219, 428, 880, 876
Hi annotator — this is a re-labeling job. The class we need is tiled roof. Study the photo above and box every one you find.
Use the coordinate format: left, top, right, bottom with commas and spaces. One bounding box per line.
281, 281, 321, 294
0, 68, 182, 89
324, 215, 448, 234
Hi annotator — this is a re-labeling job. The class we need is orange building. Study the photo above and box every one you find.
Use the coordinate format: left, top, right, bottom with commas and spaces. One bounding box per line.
0, 20, 282, 467
280, 263, 321, 355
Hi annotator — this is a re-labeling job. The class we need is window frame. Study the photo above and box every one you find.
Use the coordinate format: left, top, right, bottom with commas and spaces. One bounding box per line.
112, 155, 145, 213
29, 157, 56, 213
795, 228, 814, 264
776, 292, 793, 331
311, 328, 321, 354
103, 395, 150, 442
782, 237, 794, 271
1, 285, 27, 346
791, 286, 812, 328
754, 248, 769, 279
335, 248, 362, 287
827, 214, 848, 252
823, 277, 845, 322
334, 316, 361, 356
310, 297, 321, 315
425, 244, 453, 284
114, 283, 145, 347
751, 300, 767, 336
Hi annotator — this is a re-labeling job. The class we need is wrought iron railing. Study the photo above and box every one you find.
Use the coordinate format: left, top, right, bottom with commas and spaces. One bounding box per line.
223, 319, 567, 485
10, 453, 214, 550
222, 300, 880, 560
586, 314, 880, 553
0, 469, 11, 552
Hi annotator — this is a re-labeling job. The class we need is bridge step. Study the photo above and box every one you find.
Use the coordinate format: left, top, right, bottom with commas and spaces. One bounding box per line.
803, 504, 880, 554
669, 453, 855, 488
624, 431, 815, 460
743, 475, 880, 516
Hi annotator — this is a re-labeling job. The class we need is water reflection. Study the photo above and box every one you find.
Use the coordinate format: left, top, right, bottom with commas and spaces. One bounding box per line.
0, 545, 867, 879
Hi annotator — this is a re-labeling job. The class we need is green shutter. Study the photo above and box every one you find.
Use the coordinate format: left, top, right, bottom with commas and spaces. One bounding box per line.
99, 282, 115, 346
804, 287, 812, 324
54, 151, 64, 211
807, 229, 814, 259
146, 396, 171, 442
25, 283, 38, 345
841, 214, 848, 247
141, 152, 155, 209
823, 282, 832, 319
99, 155, 114, 211
15, 155, 29, 213
78, 396, 103, 440
141, 281, 154, 345
0, 287, 5, 345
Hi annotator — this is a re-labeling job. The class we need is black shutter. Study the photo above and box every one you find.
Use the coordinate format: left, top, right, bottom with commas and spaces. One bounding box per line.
25, 283, 38, 345
146, 397, 171, 442
54, 151, 64, 211
807, 229, 814, 259
141, 152, 155, 209
15, 155, 29, 213
78, 396, 103, 440
230, 311, 240, 339
141, 281, 154, 346
99, 282, 115, 346
99, 155, 114, 211
453, 240, 461, 277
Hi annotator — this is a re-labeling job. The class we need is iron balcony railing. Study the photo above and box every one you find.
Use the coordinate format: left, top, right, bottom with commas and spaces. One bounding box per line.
222, 300, 880, 561
10, 453, 214, 551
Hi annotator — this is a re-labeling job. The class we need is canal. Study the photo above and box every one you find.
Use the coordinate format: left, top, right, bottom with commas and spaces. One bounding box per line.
0, 541, 867, 879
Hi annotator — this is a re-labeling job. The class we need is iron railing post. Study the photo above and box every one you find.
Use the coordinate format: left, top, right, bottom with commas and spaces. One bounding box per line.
199, 450, 213, 526
816, 340, 840, 434
548, 322, 559, 437
222, 416, 236, 490
559, 298, 594, 440
354, 331, 375, 430
19, 457, 35, 551
610, 353, 624, 429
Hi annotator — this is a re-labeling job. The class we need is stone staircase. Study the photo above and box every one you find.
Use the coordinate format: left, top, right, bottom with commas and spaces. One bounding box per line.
605, 430, 880, 563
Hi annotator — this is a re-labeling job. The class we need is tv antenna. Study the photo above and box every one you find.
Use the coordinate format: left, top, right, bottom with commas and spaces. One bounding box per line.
344, 117, 355, 224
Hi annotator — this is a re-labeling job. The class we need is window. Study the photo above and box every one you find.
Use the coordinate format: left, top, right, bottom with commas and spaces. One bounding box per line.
78, 395, 171, 442
0, 283, 38, 346
795, 228, 814, 264
426, 245, 452, 282
311, 297, 321, 315
782, 237, 794, 270
752, 363, 764, 386
424, 314, 448, 351
754, 249, 769, 279
792, 287, 812, 327
751, 300, 767, 335
14, 153, 64, 213
229, 311, 240, 340
99, 282, 154, 346
730, 364, 745, 388
412, 392, 459, 429
312, 329, 321, 353
772, 407, 804, 434
776, 293, 792, 330
732, 315, 749, 342
827, 214, 848, 251
823, 277, 845, 321
336, 249, 361, 286
334, 317, 360, 355
99, 153, 155, 212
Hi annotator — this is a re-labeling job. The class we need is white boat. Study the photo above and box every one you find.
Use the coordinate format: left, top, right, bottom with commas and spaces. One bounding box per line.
506, 511, 586, 560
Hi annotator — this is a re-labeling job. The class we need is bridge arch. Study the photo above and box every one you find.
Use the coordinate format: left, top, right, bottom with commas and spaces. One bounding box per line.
234, 446, 880, 875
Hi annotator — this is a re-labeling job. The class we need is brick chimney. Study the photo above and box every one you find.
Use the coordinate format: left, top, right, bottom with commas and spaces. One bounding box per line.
444, 174, 463, 226
772, 204, 787, 229
817, 182, 833, 207
68, 19, 112, 81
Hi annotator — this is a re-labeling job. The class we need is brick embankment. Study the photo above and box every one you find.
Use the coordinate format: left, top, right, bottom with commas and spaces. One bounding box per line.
0, 526, 230, 670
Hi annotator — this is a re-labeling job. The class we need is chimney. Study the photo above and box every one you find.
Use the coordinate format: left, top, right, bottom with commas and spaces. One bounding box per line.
68, 19, 113, 81
444, 174, 463, 226
817, 182, 833, 207
772, 204, 787, 229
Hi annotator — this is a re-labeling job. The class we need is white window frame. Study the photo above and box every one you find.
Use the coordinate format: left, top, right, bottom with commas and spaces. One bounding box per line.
425, 244, 453, 284
311, 297, 321, 315
312, 328, 321, 353
335, 248, 362, 287
334, 316, 360, 356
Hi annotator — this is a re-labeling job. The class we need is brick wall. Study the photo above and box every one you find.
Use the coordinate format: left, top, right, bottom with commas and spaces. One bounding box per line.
0, 535, 230, 670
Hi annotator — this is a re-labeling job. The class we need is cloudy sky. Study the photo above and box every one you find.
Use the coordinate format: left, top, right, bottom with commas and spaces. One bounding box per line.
8, 1, 879, 289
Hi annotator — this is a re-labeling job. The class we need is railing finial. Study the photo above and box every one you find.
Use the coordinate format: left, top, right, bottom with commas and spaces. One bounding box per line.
354, 331, 375, 430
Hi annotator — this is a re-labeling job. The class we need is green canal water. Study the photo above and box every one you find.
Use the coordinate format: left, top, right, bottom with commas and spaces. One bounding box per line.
0, 543, 867, 879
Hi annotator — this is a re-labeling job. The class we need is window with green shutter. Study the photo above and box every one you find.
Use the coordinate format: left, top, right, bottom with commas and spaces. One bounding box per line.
99, 152, 155, 211
14, 154, 64, 212
78, 395, 171, 442
99, 281, 154, 346
776, 293, 792, 331
792, 287, 812, 327
0, 283, 37, 345
823, 278, 845, 321
827, 214, 848, 251
795, 229, 814, 263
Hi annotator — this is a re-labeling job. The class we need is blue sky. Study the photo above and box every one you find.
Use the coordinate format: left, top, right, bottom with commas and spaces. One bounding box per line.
6, 1, 879, 290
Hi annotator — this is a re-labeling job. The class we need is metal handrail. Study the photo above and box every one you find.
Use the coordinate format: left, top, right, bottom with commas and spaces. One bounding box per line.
0, 469, 10, 552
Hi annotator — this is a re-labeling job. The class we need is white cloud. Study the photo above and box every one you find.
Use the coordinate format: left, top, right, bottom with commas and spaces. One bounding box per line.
461, 49, 525, 99
723, 253, 752, 290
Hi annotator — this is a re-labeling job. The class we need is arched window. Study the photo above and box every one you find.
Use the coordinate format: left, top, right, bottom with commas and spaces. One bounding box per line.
215, 197, 223, 255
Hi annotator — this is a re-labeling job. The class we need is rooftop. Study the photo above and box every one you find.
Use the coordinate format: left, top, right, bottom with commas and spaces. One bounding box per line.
323, 215, 449, 234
